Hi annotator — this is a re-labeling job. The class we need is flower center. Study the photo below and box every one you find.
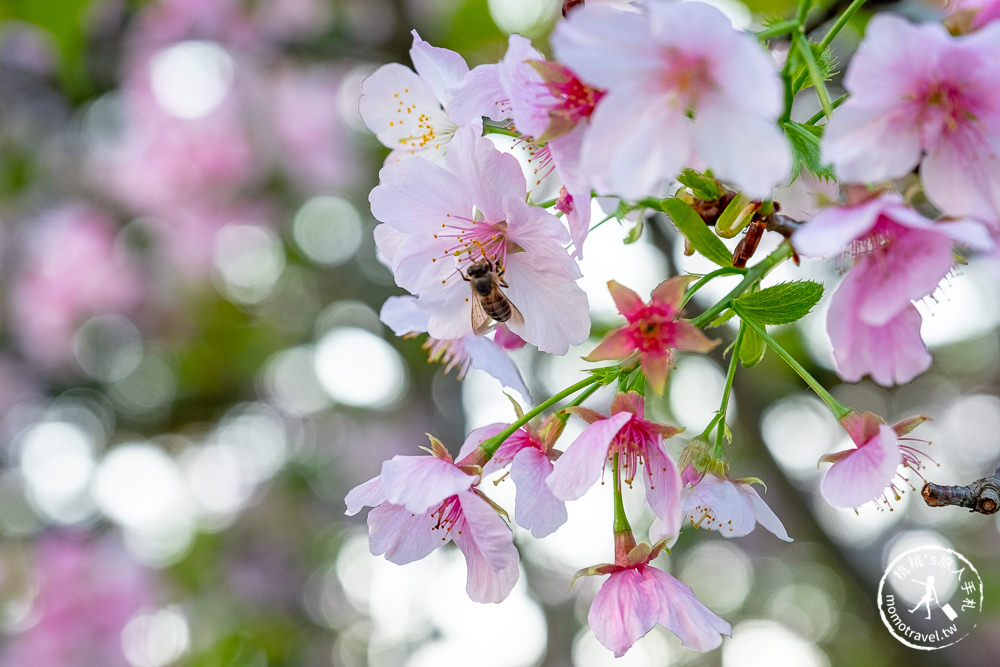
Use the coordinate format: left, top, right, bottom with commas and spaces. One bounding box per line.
624, 304, 678, 353
432, 216, 511, 279
661, 50, 714, 112
608, 416, 658, 487
430, 495, 463, 535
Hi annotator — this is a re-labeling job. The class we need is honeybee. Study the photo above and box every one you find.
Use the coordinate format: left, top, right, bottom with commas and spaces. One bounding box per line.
462, 259, 524, 335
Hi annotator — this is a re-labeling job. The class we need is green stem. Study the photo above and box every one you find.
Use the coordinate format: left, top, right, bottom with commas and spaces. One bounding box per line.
612, 453, 632, 534
733, 304, 851, 420
531, 196, 558, 208
819, 0, 867, 49
689, 243, 794, 329
681, 267, 747, 308
804, 93, 848, 125
795, 32, 833, 119
757, 19, 799, 41
483, 124, 519, 139
480, 375, 603, 457
714, 324, 744, 457
558, 381, 604, 422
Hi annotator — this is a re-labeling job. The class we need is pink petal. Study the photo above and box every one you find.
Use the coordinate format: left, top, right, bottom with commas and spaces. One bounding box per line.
682, 474, 752, 537
463, 334, 532, 400
791, 195, 886, 258
821, 424, 901, 508
588, 568, 659, 658
369, 157, 473, 233
736, 483, 792, 542
373, 223, 406, 267
692, 101, 791, 199
447, 63, 508, 124
922, 125, 1000, 224
853, 227, 954, 326
827, 271, 932, 386
820, 102, 922, 184
580, 85, 691, 199
606, 280, 644, 317
643, 439, 683, 540
510, 447, 568, 538
452, 491, 520, 603
345, 475, 385, 516
359, 63, 454, 162
368, 502, 443, 564
500, 35, 550, 139
409, 30, 469, 107
585, 328, 634, 361
421, 277, 476, 341
670, 321, 718, 353
381, 455, 476, 514
380, 296, 429, 336
843, 15, 947, 102
648, 567, 731, 651
483, 430, 533, 476
650, 276, 694, 310
445, 126, 527, 223
640, 353, 670, 396
551, 4, 655, 91
548, 127, 593, 258
547, 412, 632, 500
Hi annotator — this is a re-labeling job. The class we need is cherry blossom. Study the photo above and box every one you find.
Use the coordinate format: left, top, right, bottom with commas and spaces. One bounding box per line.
679, 473, 792, 542
579, 537, 730, 656
585, 277, 719, 395
820, 412, 931, 509
821, 15, 1000, 224
457, 419, 569, 538
380, 296, 531, 399
552, 0, 791, 199
449, 34, 602, 256
370, 125, 590, 355
547, 392, 683, 536
946, 0, 1000, 33
360, 30, 477, 164
345, 434, 519, 603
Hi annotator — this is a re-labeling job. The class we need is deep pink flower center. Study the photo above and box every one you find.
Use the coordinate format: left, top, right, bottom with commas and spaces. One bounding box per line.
661, 49, 714, 110
623, 304, 679, 353
433, 216, 510, 281
608, 416, 658, 487
430, 495, 463, 536
546, 73, 604, 122
919, 81, 971, 134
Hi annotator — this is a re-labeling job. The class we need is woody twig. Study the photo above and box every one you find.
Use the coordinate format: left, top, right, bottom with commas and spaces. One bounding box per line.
921, 468, 1000, 515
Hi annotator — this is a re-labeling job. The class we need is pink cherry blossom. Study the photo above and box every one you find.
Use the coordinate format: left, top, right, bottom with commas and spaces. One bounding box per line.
449, 35, 601, 256
10, 206, 144, 370
456, 419, 569, 538
380, 296, 531, 399
679, 474, 792, 542
946, 0, 1000, 33
547, 392, 683, 536
820, 411, 931, 509
0, 533, 155, 667
581, 539, 730, 656
821, 15, 1000, 224
552, 0, 791, 200
345, 434, 519, 603
585, 278, 718, 395
793, 192, 991, 384
360, 30, 477, 164
370, 125, 590, 355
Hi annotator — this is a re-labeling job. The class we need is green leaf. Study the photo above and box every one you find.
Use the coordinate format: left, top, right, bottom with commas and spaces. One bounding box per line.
783, 121, 834, 180
623, 217, 644, 244
733, 280, 824, 325
708, 309, 736, 328
676, 169, 721, 201
739, 325, 766, 367
658, 198, 732, 268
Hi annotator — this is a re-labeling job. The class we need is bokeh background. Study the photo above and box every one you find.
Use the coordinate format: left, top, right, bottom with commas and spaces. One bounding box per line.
0, 0, 998, 665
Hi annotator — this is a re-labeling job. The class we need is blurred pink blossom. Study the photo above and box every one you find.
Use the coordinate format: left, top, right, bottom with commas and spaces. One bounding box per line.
11, 206, 144, 369
678, 473, 792, 541
0, 533, 155, 667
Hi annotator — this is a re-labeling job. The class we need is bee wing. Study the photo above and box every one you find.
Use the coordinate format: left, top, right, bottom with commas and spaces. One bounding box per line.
470, 297, 493, 336
506, 296, 525, 328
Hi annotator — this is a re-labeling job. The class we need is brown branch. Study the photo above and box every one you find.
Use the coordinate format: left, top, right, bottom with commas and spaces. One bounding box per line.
921, 468, 1000, 515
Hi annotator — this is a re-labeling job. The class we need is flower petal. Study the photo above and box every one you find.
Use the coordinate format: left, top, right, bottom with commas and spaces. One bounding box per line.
457, 422, 509, 466
463, 334, 532, 400
345, 475, 385, 516
548, 412, 632, 500
588, 568, 659, 658
820, 102, 922, 184
510, 447, 568, 538
821, 423, 901, 508
791, 195, 886, 258
736, 483, 792, 542
643, 439, 683, 539
381, 455, 476, 514
584, 328, 634, 361
368, 502, 443, 564
648, 567, 731, 651
445, 126, 527, 223
551, 4, 655, 91
380, 296, 429, 336
448, 63, 508, 124
606, 280, 644, 317
409, 30, 469, 107
452, 491, 520, 603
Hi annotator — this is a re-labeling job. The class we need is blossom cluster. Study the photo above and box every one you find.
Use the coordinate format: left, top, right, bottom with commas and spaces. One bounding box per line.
348, 0, 1000, 657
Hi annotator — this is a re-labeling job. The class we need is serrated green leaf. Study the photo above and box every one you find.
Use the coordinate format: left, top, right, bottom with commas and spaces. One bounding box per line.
623, 217, 644, 244
783, 121, 834, 180
733, 280, 824, 325
677, 169, 721, 201
658, 198, 732, 268
739, 325, 766, 367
